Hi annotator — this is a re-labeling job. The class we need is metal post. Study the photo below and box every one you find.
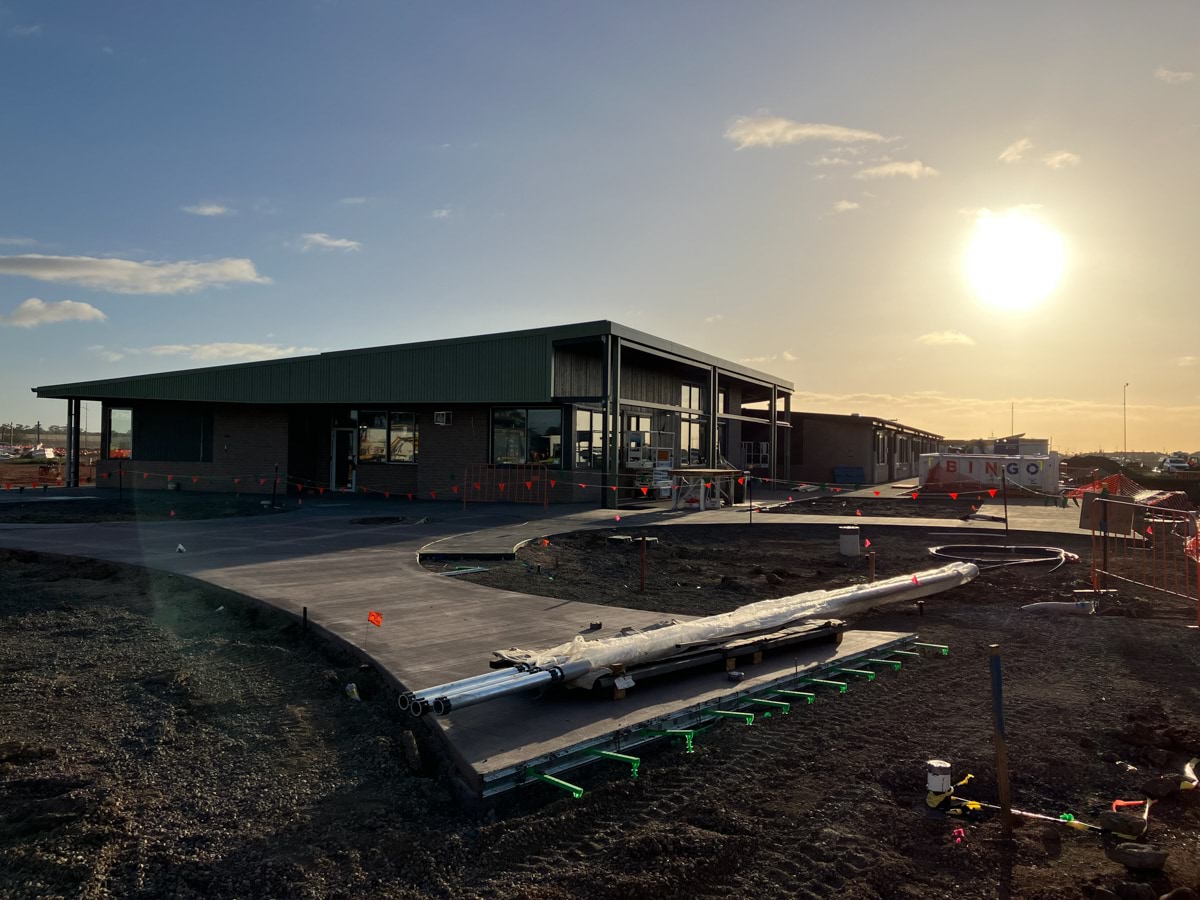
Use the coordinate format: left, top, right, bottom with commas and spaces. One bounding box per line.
868, 551, 876, 583
640, 535, 647, 592
1002, 470, 1010, 539
989, 644, 1013, 840
271, 463, 278, 507
747, 471, 752, 525
118, 458, 123, 504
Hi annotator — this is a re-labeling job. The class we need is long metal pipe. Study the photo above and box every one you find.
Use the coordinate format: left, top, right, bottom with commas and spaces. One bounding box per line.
432, 661, 592, 716
408, 668, 542, 718
399, 665, 531, 710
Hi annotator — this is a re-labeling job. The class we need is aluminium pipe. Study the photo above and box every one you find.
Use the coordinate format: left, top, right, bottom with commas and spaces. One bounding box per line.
408, 668, 543, 718
432, 660, 592, 716
399, 665, 532, 711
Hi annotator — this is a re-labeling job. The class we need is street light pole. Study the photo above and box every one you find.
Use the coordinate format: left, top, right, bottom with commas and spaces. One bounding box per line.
1123, 383, 1130, 458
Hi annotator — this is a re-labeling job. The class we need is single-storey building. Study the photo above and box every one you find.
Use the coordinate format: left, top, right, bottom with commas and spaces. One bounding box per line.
35, 321, 793, 508
787, 412, 941, 486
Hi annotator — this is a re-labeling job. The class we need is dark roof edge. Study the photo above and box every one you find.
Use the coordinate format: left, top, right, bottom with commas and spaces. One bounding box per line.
793, 410, 943, 439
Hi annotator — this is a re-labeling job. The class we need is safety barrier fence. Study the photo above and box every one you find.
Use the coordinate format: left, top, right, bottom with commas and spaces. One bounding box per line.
1087, 495, 1200, 626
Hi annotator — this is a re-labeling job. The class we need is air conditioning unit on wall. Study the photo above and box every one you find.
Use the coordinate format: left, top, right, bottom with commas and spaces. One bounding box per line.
434, 411, 453, 426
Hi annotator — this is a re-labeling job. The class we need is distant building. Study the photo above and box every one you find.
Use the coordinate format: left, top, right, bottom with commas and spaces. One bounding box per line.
939, 434, 1050, 456
787, 412, 941, 486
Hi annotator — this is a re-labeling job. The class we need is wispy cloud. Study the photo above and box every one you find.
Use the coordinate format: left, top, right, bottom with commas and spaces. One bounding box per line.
0, 236, 36, 247
704, 314, 725, 324
8, 24, 42, 37
998, 137, 1033, 163
739, 350, 797, 365
1175, 356, 1196, 367
299, 232, 362, 252
725, 115, 891, 150
916, 330, 975, 347
431, 208, 452, 219
181, 203, 233, 217
831, 200, 861, 213
808, 156, 853, 167
1042, 151, 1081, 169
854, 160, 939, 180
0, 298, 106, 328
95, 342, 318, 364
0, 254, 270, 294
1154, 67, 1194, 85
337, 196, 374, 206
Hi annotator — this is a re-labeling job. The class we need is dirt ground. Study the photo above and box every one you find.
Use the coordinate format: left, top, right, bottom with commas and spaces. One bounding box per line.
6, 526, 1200, 899
764, 495, 994, 519
0, 492, 290, 524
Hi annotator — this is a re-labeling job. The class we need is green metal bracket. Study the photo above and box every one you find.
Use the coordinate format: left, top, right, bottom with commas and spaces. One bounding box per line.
802, 678, 847, 693
526, 768, 584, 799
641, 728, 697, 753
773, 690, 816, 704
708, 709, 755, 725
749, 698, 790, 717
867, 658, 902, 671
913, 642, 950, 656
891, 650, 921, 659
835, 667, 876, 681
586, 749, 640, 779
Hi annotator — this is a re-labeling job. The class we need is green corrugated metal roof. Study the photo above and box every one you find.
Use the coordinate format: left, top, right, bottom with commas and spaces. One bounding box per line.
34, 321, 793, 403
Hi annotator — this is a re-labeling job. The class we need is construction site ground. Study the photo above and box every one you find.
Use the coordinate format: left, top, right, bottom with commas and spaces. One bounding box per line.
5, 521, 1199, 899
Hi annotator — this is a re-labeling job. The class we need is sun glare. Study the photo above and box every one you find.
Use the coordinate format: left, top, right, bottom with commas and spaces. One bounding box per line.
966, 211, 1065, 310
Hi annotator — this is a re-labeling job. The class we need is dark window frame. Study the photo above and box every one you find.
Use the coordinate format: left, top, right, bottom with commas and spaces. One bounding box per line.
356, 409, 419, 465
104, 406, 134, 460
491, 406, 564, 467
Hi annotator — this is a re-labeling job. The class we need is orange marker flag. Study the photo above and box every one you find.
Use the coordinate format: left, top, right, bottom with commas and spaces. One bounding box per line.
143, 472, 150, 480
368, 610, 382, 627
430, 491, 437, 499
498, 483, 506, 492
541, 539, 550, 547
864, 538, 872, 548
473, 482, 481, 490
384, 491, 390, 499
167, 474, 174, 482
451, 485, 459, 494
949, 492, 958, 500
873, 490, 881, 496
988, 489, 997, 498
911, 574, 920, 585
578, 482, 587, 489
737, 477, 745, 485
910, 492, 919, 500
856, 509, 862, 516
169, 509, 175, 518
525, 480, 533, 490
641, 486, 649, 495
550, 479, 557, 488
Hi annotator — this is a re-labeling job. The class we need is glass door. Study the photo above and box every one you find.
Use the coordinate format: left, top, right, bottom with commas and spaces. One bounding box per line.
330, 428, 356, 490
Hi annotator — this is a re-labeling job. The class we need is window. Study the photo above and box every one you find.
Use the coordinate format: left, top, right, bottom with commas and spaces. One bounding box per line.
106, 407, 133, 459
357, 410, 418, 464
717, 388, 727, 415
680, 415, 707, 466
875, 432, 888, 465
388, 412, 417, 463
575, 408, 604, 469
741, 441, 769, 467
681, 383, 701, 411
493, 408, 562, 465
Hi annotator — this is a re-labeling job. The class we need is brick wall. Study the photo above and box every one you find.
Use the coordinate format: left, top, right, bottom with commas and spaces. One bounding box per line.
95, 404, 287, 494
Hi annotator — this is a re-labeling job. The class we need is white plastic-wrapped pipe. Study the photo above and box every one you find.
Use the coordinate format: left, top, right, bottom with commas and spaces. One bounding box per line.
496, 562, 979, 670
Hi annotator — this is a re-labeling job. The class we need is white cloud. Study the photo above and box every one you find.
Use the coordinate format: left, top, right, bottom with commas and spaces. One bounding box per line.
808, 156, 853, 167
101, 46, 114, 55
431, 208, 452, 219
725, 116, 891, 150
337, 196, 373, 206
1155, 67, 1194, 85
739, 350, 796, 365
0, 254, 271, 294
0, 236, 36, 246
1175, 356, 1196, 367
142, 343, 318, 362
854, 160, 939, 180
0, 298, 107, 328
1042, 151, 1080, 169
299, 232, 362, 252
831, 200, 861, 213
8, 24, 42, 37
94, 348, 126, 363
998, 137, 1033, 163
704, 314, 724, 324
181, 203, 233, 217
782, 350, 798, 362
916, 330, 975, 347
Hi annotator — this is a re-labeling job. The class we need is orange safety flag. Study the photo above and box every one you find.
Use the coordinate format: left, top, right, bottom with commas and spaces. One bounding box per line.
167, 474, 174, 482
578, 482, 586, 489
451, 485, 459, 494
864, 538, 872, 548
169, 509, 175, 518
498, 483, 506, 492
430, 491, 437, 499
473, 482, 481, 490
143, 472, 149, 480
549, 479, 557, 488
856, 509, 862, 516
610, 485, 617, 492
318, 486, 325, 495
407, 493, 414, 500
525, 480, 533, 490
384, 491, 390, 499
541, 539, 550, 546
873, 491, 881, 496
614, 514, 621, 521
192, 476, 200, 484
988, 489, 997, 498
911, 492, 919, 500
641, 486, 649, 495
911, 574, 920, 585
368, 610, 382, 627
737, 477, 745, 485
949, 492, 958, 500
234, 477, 241, 485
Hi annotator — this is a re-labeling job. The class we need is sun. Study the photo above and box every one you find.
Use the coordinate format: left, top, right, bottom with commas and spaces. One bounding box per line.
965, 210, 1065, 309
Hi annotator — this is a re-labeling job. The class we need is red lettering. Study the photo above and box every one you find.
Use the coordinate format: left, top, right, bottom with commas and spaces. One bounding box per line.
946, 460, 958, 474
985, 462, 999, 476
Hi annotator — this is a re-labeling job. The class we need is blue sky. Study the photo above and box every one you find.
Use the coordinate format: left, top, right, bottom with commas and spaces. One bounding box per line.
3, 2, 1199, 450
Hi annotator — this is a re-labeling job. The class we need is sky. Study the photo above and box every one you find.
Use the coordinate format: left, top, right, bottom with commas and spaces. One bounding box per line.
2, 1, 1198, 453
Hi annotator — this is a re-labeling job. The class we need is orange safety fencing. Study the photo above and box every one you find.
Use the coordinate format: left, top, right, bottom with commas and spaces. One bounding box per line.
461, 464, 552, 510
1087, 495, 1200, 626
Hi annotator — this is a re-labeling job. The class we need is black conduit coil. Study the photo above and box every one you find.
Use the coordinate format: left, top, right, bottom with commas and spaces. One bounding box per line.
928, 545, 1080, 574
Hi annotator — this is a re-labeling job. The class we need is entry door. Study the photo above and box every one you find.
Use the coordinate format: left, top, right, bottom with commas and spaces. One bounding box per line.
331, 428, 356, 490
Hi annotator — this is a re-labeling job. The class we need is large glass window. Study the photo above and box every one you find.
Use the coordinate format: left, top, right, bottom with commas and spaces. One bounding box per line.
575, 408, 604, 469
681, 383, 702, 410
680, 415, 707, 466
358, 411, 388, 463
388, 412, 417, 463
106, 407, 133, 459
357, 410, 418, 464
493, 408, 562, 465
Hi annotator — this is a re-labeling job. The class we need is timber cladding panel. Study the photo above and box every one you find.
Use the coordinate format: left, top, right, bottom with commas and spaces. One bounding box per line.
95, 405, 288, 493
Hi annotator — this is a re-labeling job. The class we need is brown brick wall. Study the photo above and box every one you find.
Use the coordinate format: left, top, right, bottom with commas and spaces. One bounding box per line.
95, 404, 287, 494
